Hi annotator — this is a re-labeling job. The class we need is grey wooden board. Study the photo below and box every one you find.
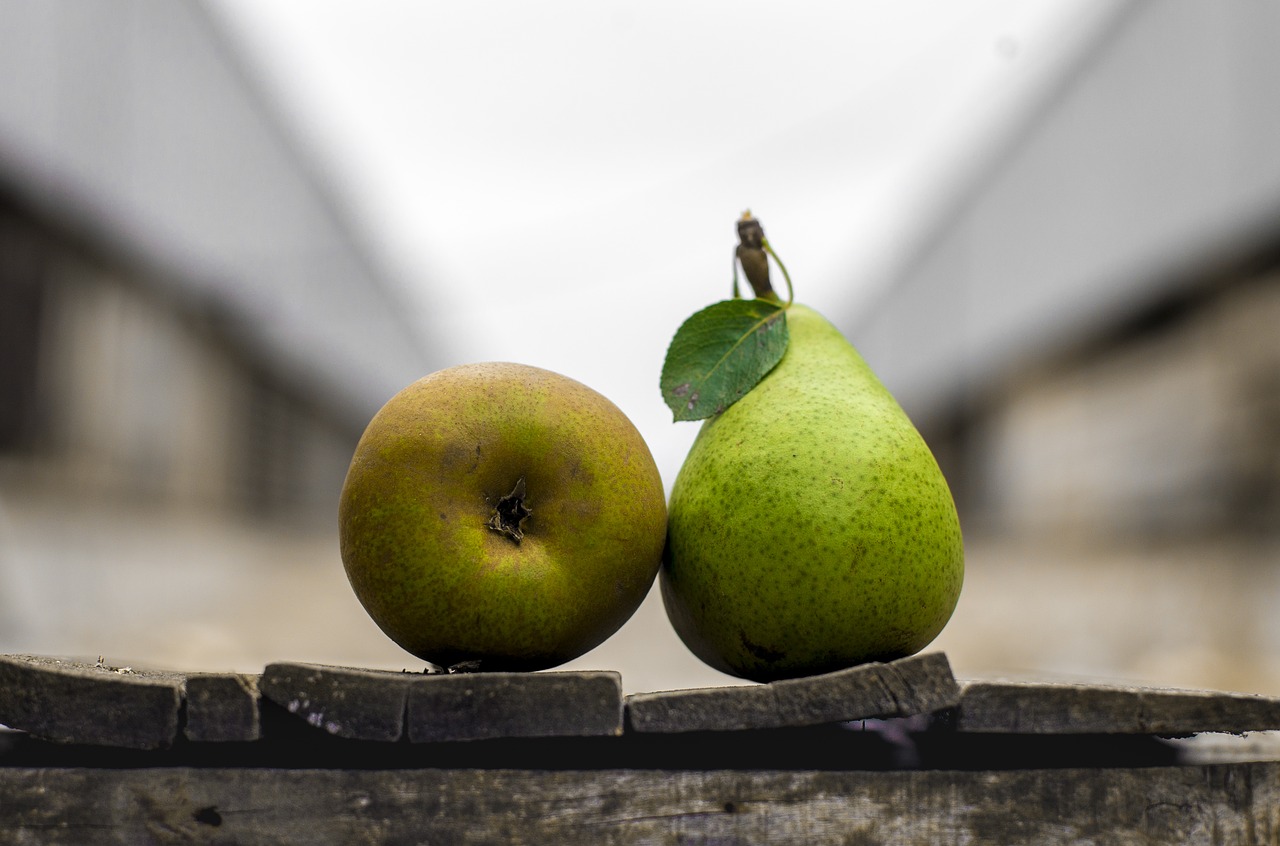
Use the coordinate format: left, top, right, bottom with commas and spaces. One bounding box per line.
626, 652, 959, 733
0, 654, 183, 750
259, 663, 411, 742
10, 651, 1280, 749
259, 663, 624, 742
408, 671, 623, 742
0, 762, 1275, 845
184, 673, 260, 743
955, 679, 1280, 735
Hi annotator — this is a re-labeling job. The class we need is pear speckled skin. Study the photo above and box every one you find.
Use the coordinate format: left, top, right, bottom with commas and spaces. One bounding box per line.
661, 305, 963, 682
339, 363, 667, 672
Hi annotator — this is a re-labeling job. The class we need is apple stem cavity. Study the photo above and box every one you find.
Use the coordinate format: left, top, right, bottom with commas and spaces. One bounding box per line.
487, 477, 532, 543
732, 211, 794, 307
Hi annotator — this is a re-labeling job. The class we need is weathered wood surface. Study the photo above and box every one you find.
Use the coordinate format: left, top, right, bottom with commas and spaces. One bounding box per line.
258, 662, 625, 742
956, 679, 1280, 735
0, 762, 1275, 845
0, 654, 183, 749
626, 653, 958, 733
7, 652, 1280, 751
3, 651, 1280, 843
259, 663, 411, 741
183, 673, 261, 743
408, 670, 623, 742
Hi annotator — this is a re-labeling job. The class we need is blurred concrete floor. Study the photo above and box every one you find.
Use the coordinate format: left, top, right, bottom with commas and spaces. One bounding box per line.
1, 488, 1277, 696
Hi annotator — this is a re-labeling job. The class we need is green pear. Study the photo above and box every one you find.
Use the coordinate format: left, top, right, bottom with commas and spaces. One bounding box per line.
661, 304, 963, 681
339, 362, 667, 672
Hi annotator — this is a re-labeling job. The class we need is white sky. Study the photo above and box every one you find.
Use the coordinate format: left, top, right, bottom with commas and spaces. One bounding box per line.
207, 0, 1104, 490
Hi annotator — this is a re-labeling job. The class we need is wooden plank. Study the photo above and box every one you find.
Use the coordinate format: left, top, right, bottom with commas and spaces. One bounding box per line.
0, 763, 1274, 844
407, 671, 623, 743
9, 648, 1280, 751
257, 665, 624, 744
258, 663, 410, 742
0, 654, 183, 750
627, 653, 959, 733
626, 681, 775, 734
955, 679, 1280, 735
874, 652, 963, 716
184, 673, 260, 743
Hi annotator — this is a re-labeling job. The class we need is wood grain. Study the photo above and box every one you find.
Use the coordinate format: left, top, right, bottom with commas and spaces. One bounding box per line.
183, 673, 261, 743
956, 679, 1280, 735
0, 654, 183, 750
407, 670, 623, 742
0, 763, 1275, 844
627, 653, 959, 733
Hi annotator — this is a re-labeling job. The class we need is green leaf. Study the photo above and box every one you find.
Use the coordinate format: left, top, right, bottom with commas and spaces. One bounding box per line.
660, 299, 789, 421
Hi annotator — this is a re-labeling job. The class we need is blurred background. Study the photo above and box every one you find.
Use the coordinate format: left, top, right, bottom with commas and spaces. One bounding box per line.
1, 0, 1278, 694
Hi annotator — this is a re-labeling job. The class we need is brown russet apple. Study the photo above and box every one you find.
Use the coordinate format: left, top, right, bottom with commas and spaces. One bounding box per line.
339, 362, 666, 671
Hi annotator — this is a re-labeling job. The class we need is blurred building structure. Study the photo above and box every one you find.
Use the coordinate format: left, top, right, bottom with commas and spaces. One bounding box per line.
847, 0, 1280, 694
0, 2, 435, 521
851, 0, 1280, 543
0, 3, 444, 673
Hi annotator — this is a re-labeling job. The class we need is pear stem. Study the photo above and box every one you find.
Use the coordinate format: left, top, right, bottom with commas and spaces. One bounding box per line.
733, 211, 791, 305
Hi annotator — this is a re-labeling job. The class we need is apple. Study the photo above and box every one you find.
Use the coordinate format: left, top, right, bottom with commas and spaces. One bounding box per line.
338, 362, 667, 671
